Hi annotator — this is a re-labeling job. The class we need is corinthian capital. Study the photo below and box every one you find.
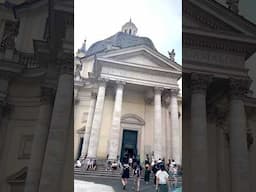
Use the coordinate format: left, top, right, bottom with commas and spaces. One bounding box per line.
191, 73, 211, 93
170, 89, 179, 96
0, 20, 19, 50
229, 78, 251, 99
154, 87, 164, 94
115, 80, 126, 89
59, 53, 74, 75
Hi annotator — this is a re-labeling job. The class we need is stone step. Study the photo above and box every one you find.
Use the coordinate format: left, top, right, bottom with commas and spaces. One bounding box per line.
74, 173, 182, 188
74, 167, 182, 183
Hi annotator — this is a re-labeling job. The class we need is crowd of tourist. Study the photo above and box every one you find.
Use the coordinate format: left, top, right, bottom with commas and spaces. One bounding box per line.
118, 152, 182, 192
74, 154, 97, 171
74, 152, 182, 192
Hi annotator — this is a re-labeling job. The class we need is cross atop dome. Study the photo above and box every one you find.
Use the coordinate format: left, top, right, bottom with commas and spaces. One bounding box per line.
121, 18, 138, 36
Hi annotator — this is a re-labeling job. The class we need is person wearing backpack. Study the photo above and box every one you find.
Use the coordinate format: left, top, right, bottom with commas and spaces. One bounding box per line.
133, 161, 142, 192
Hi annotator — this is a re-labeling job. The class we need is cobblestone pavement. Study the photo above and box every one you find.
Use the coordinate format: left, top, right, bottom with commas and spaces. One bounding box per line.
75, 176, 182, 192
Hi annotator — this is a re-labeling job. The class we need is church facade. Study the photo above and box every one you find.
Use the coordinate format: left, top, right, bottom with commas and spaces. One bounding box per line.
74, 20, 182, 164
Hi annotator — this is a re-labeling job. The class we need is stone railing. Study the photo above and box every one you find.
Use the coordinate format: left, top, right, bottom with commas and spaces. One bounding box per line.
19, 52, 39, 69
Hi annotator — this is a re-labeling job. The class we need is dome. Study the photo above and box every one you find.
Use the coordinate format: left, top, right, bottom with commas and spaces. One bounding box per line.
85, 32, 156, 57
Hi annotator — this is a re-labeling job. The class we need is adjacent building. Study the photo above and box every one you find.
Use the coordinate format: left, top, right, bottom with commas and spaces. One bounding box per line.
183, 1, 256, 192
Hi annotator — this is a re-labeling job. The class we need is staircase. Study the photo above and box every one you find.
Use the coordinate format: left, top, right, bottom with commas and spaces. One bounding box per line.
74, 163, 182, 187
74, 164, 142, 179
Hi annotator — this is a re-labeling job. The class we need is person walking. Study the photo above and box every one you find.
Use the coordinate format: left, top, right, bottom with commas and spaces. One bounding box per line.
133, 161, 142, 192
170, 164, 178, 190
155, 164, 170, 192
144, 164, 151, 184
121, 163, 130, 190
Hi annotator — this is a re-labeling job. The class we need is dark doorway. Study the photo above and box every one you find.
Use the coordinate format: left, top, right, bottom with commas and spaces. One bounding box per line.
120, 130, 138, 162
77, 137, 84, 160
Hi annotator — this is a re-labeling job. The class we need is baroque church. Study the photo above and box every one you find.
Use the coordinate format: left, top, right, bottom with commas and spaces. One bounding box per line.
74, 20, 182, 164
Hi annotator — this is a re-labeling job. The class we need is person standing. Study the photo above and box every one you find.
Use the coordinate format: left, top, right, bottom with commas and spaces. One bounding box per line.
171, 159, 176, 168
117, 155, 122, 168
151, 151, 155, 165
145, 154, 150, 167
155, 164, 170, 192
152, 160, 159, 185
129, 156, 133, 167
121, 163, 130, 190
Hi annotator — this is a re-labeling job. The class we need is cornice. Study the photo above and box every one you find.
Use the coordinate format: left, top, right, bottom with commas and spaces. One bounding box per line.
183, 0, 241, 33
15, 0, 48, 14
183, 32, 256, 59
98, 45, 182, 71
187, 0, 256, 36
100, 73, 179, 90
97, 57, 181, 76
54, 0, 74, 13
183, 27, 256, 44
182, 60, 249, 79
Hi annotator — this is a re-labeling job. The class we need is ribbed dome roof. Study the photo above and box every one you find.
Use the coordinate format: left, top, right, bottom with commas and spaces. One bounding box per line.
85, 32, 156, 57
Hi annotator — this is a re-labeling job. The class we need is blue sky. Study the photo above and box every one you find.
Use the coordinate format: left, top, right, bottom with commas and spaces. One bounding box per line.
75, 0, 182, 64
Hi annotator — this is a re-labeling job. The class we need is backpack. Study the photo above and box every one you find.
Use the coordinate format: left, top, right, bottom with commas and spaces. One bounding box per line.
135, 166, 142, 177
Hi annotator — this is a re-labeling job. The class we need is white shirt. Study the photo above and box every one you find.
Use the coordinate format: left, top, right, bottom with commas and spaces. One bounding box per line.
76, 160, 81, 167
171, 161, 176, 167
156, 170, 169, 184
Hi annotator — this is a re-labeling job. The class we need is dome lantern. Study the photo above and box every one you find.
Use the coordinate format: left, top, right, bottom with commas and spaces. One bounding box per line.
121, 18, 138, 36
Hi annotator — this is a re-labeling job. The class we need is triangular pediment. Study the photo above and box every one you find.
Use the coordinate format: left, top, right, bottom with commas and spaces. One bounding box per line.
98, 45, 181, 73
183, 0, 256, 37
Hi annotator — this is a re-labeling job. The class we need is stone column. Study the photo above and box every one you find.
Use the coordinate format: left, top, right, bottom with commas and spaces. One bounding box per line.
80, 92, 97, 159
0, 76, 10, 191
108, 82, 125, 160
229, 78, 250, 192
216, 111, 230, 192
169, 89, 181, 164
87, 80, 107, 159
165, 106, 171, 160
154, 87, 163, 160
190, 73, 210, 192
0, 78, 9, 126
39, 58, 73, 192
24, 87, 54, 192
